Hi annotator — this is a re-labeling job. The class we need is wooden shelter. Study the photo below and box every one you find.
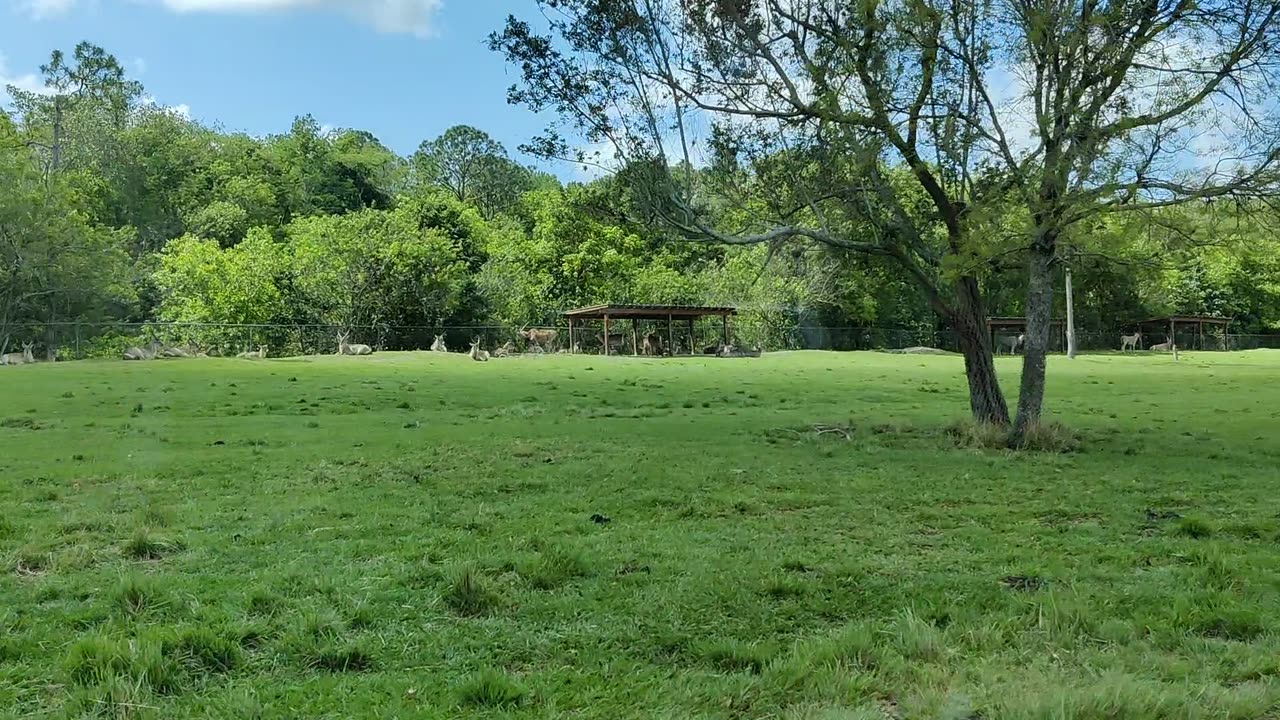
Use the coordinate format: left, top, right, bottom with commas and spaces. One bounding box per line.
562, 304, 737, 355
1137, 315, 1231, 350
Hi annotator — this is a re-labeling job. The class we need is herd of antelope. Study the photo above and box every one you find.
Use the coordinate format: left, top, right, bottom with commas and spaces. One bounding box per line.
992, 331, 1178, 354
2, 326, 1182, 367
1119, 332, 1178, 353
90, 327, 573, 365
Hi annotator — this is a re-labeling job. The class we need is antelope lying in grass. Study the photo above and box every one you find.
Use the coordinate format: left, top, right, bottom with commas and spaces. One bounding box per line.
1149, 340, 1174, 352
337, 332, 373, 356
123, 340, 161, 361
493, 341, 515, 358
159, 342, 200, 358
469, 339, 490, 362
519, 325, 558, 353
430, 335, 448, 353
997, 334, 1025, 355
1120, 332, 1142, 352
237, 345, 268, 360
1, 342, 34, 366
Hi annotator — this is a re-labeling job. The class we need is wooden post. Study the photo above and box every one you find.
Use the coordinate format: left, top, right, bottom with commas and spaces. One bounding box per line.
1170, 318, 1178, 360
631, 318, 639, 356
1065, 265, 1077, 359
722, 313, 729, 348
687, 317, 695, 355
1198, 320, 1204, 351
603, 316, 610, 356
568, 317, 575, 354
667, 313, 674, 357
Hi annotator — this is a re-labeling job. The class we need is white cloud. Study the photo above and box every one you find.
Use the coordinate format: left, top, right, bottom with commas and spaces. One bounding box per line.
141, 94, 193, 120
159, 0, 443, 36
10, 0, 443, 36
12, 0, 76, 19
131, 57, 148, 76
0, 52, 51, 104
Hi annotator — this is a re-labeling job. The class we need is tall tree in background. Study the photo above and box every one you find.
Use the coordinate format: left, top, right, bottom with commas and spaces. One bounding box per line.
6, 42, 141, 358
492, 0, 1280, 437
414, 125, 532, 219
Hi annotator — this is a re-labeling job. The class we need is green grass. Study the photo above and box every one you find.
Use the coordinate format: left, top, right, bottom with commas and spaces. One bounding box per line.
3, 349, 1280, 718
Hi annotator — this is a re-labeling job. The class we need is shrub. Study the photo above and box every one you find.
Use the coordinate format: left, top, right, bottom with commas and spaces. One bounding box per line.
456, 669, 527, 708
444, 567, 498, 616
65, 635, 184, 695
115, 573, 168, 618
298, 641, 375, 672
163, 627, 241, 673
699, 639, 775, 673
522, 546, 589, 590
1014, 421, 1082, 453
123, 528, 184, 560
944, 418, 1009, 449
1176, 517, 1214, 539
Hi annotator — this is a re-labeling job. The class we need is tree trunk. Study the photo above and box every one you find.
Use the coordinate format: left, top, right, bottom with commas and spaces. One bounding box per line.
1014, 236, 1057, 440
952, 275, 1010, 426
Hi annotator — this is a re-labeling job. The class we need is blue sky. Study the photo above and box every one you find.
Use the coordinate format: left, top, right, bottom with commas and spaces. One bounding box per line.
0, 0, 561, 170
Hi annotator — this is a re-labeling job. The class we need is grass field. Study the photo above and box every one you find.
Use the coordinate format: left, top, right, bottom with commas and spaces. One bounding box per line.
3, 350, 1280, 719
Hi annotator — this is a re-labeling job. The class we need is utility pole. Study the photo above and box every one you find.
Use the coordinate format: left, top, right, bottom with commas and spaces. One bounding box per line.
1065, 264, 1077, 359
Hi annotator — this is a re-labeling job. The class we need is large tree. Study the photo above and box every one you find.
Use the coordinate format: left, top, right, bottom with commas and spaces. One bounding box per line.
413, 125, 533, 219
492, 0, 1280, 437
6, 42, 142, 357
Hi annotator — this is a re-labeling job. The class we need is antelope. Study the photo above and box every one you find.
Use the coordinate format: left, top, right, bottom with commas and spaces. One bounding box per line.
1120, 332, 1142, 352
642, 333, 665, 356
1, 342, 34, 366
123, 340, 161, 361
237, 345, 268, 360
519, 325, 558, 353
430, 335, 448, 353
600, 332, 626, 354
469, 339, 490, 362
337, 332, 373, 356
493, 341, 515, 358
159, 342, 197, 358
997, 334, 1025, 355
1149, 340, 1173, 352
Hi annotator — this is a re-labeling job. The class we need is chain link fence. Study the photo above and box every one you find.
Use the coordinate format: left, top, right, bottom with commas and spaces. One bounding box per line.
3, 321, 1279, 361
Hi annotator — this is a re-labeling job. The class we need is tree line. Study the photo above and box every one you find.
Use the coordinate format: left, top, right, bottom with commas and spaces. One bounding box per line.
4, 30, 1280, 434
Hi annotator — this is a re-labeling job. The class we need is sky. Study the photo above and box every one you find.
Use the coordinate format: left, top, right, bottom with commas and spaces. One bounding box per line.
0, 0, 563, 171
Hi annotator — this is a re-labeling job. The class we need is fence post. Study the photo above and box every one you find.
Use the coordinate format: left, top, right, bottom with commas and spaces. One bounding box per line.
75, 322, 82, 360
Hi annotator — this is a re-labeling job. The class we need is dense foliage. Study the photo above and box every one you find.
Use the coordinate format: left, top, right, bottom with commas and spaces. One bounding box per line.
3, 42, 1280, 359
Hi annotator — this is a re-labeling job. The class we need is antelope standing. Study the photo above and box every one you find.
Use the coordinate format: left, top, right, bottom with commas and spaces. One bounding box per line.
430, 335, 448, 353
600, 331, 626, 355
519, 325, 558, 353
237, 345, 269, 360
0, 342, 35, 366
337, 332, 373, 356
997, 334, 1025, 355
1120, 332, 1142, 352
123, 340, 161, 361
642, 333, 665, 356
469, 339, 490, 362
